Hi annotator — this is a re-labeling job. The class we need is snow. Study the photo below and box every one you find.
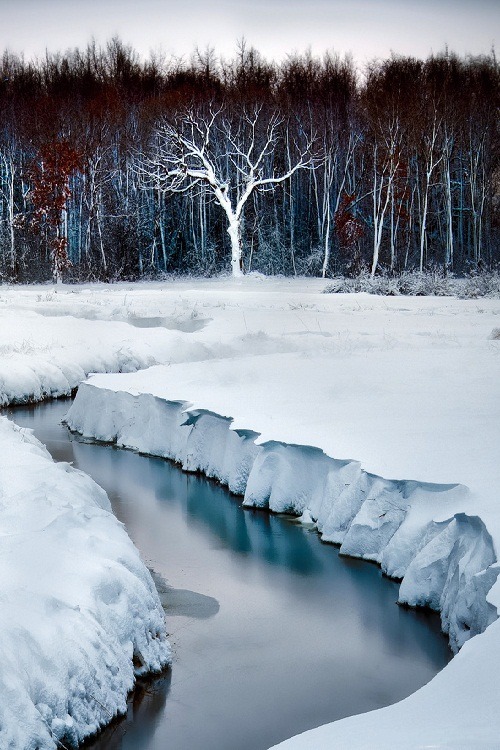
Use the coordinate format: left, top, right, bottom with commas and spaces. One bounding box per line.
0, 416, 171, 749
64, 376, 499, 651
1, 276, 500, 748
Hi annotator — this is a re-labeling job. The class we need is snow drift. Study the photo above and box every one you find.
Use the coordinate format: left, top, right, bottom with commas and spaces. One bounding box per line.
66, 381, 499, 654
0, 416, 171, 749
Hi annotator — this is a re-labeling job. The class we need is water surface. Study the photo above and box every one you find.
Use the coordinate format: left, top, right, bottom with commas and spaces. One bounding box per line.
7, 400, 451, 750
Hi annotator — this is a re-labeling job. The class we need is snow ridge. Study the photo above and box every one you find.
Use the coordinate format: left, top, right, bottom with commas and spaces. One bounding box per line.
66, 383, 499, 653
0, 416, 171, 750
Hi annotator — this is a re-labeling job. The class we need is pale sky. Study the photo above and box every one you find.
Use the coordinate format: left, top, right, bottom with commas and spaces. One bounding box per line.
0, 0, 498, 66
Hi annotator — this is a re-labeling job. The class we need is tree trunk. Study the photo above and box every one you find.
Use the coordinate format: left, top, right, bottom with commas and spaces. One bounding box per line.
420, 185, 429, 272
227, 215, 243, 277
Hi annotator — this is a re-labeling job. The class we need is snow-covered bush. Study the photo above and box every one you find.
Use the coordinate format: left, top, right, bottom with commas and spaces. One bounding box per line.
456, 271, 500, 299
324, 270, 500, 298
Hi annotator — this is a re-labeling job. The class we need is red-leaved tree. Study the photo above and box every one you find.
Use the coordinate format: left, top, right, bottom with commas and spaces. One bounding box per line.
30, 139, 81, 282
334, 191, 364, 272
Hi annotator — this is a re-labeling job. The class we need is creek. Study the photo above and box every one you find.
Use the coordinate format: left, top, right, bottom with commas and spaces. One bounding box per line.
7, 399, 451, 750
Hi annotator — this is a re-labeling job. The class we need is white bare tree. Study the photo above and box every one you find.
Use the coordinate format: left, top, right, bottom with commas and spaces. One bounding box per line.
141, 105, 314, 276
370, 119, 403, 278
418, 106, 444, 272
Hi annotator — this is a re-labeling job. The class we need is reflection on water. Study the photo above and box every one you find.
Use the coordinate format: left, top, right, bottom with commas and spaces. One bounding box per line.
7, 400, 451, 750
82, 673, 173, 750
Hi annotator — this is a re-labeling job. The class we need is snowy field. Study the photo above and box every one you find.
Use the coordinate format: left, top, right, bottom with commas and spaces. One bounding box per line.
1, 276, 500, 748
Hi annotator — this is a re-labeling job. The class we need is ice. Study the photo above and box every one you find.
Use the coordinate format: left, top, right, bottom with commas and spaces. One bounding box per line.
1, 277, 499, 748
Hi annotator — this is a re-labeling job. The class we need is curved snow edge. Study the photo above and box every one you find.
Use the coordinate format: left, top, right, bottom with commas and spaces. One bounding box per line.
0, 416, 171, 750
66, 382, 499, 655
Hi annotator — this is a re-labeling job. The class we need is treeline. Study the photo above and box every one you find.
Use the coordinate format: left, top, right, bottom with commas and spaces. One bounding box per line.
0, 39, 498, 281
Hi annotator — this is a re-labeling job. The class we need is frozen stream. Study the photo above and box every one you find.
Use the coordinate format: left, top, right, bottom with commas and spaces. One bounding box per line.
7, 400, 451, 750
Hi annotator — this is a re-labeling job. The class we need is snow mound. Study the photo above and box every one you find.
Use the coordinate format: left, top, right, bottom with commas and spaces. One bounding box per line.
66, 382, 499, 654
0, 417, 171, 749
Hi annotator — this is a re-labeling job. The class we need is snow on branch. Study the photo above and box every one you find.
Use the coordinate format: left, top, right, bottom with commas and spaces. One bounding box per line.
138, 103, 317, 276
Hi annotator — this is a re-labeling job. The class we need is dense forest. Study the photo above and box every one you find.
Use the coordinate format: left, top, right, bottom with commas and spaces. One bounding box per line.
0, 39, 498, 281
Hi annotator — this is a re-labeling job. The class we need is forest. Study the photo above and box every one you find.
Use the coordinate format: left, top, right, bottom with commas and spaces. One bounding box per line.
0, 39, 498, 281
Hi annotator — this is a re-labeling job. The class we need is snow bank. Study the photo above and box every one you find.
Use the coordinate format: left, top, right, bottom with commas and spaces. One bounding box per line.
0, 311, 163, 405
0, 278, 325, 406
66, 381, 499, 654
0, 416, 171, 749
3, 278, 500, 748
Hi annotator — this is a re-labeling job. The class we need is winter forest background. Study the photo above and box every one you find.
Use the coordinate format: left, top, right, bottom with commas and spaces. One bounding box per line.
0, 40, 498, 282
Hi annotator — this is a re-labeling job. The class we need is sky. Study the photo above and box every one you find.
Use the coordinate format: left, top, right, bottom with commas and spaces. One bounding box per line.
0, 0, 498, 67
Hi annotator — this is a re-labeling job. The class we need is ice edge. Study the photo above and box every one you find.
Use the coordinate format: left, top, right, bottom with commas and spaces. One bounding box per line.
65, 382, 500, 655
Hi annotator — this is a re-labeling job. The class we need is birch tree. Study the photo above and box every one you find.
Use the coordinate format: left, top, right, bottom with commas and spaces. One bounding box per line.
370, 125, 403, 277
0, 141, 17, 274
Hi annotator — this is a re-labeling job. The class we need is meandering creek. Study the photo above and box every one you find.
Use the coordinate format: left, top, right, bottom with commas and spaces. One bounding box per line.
7, 399, 451, 750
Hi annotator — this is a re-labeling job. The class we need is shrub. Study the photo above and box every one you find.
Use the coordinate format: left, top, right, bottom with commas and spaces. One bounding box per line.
323, 271, 500, 298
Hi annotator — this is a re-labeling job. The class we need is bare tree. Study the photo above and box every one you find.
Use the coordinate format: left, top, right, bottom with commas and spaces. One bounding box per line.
370, 123, 403, 277
141, 104, 315, 276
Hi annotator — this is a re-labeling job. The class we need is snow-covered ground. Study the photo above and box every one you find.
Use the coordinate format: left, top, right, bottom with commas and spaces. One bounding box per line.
1, 276, 499, 748
0, 417, 171, 749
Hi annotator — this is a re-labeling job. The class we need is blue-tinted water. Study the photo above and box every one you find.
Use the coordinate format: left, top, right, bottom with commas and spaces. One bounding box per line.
7, 400, 450, 750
